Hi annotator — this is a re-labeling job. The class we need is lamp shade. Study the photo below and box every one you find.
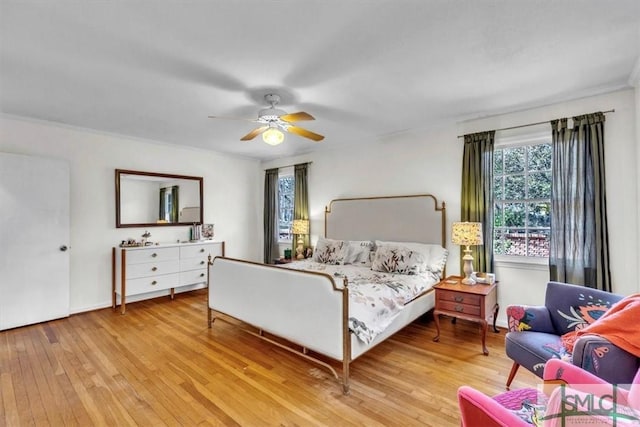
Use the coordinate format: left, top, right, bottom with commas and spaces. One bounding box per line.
291, 219, 309, 235
451, 222, 483, 246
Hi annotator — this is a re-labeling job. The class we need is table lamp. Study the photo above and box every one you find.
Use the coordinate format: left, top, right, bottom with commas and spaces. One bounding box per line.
452, 221, 483, 285
291, 219, 309, 260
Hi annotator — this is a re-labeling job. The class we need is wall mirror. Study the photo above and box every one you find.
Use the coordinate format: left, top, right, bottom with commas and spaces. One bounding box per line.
115, 169, 203, 228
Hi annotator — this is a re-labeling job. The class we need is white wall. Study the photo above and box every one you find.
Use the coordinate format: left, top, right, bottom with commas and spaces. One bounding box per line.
263, 88, 638, 327
0, 115, 261, 313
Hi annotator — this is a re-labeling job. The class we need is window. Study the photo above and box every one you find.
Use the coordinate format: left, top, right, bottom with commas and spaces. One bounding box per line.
278, 171, 295, 242
493, 141, 552, 258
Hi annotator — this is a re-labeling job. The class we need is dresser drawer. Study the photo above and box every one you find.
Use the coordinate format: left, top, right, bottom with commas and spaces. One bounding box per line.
437, 289, 481, 307
180, 257, 208, 271
126, 260, 180, 279
180, 243, 217, 259
125, 273, 179, 296
438, 300, 481, 317
126, 247, 179, 264
180, 269, 208, 286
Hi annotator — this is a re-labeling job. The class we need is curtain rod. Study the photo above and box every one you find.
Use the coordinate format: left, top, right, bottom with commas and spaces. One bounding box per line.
456, 109, 615, 139
263, 161, 312, 171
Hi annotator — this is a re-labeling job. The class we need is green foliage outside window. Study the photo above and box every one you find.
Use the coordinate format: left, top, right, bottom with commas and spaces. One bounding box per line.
494, 142, 551, 257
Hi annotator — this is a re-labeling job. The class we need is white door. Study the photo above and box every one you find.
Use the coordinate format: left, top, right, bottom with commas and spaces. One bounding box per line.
0, 152, 70, 330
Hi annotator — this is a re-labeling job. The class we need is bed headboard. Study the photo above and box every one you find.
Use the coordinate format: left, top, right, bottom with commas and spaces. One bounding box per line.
324, 194, 446, 247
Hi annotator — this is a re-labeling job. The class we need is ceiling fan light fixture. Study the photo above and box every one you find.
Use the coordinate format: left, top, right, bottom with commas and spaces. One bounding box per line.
262, 127, 284, 146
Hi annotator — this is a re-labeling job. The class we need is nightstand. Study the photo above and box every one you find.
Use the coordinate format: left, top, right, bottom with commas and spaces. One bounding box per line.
432, 275, 499, 355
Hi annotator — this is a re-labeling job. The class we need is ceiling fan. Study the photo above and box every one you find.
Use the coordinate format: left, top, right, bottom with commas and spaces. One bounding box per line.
208, 94, 324, 145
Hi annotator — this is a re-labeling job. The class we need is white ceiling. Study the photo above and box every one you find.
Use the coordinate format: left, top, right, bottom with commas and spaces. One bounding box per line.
1, 1, 639, 161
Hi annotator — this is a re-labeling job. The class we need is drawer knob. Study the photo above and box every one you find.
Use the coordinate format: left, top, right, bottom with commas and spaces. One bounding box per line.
151, 253, 158, 258
151, 267, 158, 271
454, 296, 464, 302
455, 305, 464, 312
200, 273, 205, 277
151, 280, 158, 286
200, 248, 205, 253
200, 260, 205, 265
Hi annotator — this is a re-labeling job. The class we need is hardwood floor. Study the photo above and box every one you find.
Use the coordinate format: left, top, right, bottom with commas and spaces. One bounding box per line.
1, 289, 539, 426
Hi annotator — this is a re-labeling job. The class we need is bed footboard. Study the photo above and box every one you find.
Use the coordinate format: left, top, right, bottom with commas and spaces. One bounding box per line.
207, 256, 351, 393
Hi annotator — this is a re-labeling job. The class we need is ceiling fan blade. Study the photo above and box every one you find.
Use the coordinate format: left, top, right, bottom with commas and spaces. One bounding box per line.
286, 126, 325, 142
279, 112, 315, 123
240, 126, 269, 141
209, 115, 257, 122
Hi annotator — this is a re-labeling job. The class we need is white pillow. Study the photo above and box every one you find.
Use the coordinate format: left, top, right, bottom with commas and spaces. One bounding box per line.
427, 245, 449, 277
344, 240, 374, 266
370, 245, 426, 275
375, 241, 448, 276
312, 237, 348, 265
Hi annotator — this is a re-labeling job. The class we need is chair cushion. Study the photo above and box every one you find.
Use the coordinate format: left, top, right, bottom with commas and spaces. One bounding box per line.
506, 331, 571, 378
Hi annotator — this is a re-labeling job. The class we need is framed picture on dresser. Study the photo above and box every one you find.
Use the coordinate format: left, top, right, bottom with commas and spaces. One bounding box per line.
201, 224, 214, 240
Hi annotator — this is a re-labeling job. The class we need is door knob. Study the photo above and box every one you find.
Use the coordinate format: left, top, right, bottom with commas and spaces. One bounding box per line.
59, 245, 68, 252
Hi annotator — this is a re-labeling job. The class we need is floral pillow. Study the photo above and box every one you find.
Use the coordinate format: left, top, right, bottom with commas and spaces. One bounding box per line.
375, 240, 448, 276
344, 240, 374, 266
312, 237, 348, 264
370, 245, 426, 275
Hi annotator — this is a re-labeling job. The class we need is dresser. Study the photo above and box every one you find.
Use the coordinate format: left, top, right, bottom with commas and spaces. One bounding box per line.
112, 241, 225, 314
432, 275, 499, 355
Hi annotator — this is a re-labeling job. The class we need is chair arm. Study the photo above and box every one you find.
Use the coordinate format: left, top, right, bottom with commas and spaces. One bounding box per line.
543, 358, 632, 406
457, 386, 529, 427
572, 334, 640, 386
506, 304, 555, 333
543, 358, 609, 386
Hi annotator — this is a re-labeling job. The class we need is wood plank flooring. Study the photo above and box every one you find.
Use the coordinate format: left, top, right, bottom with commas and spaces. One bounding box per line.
1, 289, 539, 426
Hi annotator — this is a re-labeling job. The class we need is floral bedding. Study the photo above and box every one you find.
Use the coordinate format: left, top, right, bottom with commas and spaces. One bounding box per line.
279, 260, 439, 344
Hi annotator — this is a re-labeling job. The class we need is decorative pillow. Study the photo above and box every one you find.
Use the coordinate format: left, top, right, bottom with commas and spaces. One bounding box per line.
312, 237, 348, 264
375, 241, 448, 276
426, 245, 449, 277
343, 240, 374, 266
370, 245, 426, 275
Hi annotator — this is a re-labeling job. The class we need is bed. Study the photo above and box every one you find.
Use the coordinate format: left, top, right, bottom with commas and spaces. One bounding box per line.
207, 194, 447, 394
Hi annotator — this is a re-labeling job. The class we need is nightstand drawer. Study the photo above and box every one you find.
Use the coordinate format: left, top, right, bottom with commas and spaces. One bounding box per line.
437, 289, 481, 306
438, 300, 481, 317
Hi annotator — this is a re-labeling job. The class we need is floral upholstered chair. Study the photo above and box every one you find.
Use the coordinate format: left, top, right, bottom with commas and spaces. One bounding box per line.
505, 281, 640, 389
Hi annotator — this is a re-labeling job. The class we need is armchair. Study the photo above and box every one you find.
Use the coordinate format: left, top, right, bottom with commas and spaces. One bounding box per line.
505, 281, 639, 388
458, 358, 640, 426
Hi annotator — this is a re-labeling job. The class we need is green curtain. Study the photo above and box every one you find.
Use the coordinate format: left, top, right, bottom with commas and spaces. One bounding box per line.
159, 186, 179, 222
170, 186, 179, 223
263, 168, 280, 263
549, 112, 611, 291
461, 131, 495, 274
159, 187, 168, 221
293, 163, 310, 253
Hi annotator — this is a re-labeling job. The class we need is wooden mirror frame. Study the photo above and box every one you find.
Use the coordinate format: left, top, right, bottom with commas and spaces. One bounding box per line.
115, 169, 203, 228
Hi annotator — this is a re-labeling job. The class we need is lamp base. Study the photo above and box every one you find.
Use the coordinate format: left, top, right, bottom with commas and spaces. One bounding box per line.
295, 237, 305, 260
461, 247, 476, 285
461, 276, 476, 285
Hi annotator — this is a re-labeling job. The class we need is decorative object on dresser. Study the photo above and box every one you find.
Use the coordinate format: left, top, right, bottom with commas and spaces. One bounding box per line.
112, 241, 224, 314
451, 221, 483, 285
291, 219, 310, 259
432, 275, 499, 355
201, 224, 215, 240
